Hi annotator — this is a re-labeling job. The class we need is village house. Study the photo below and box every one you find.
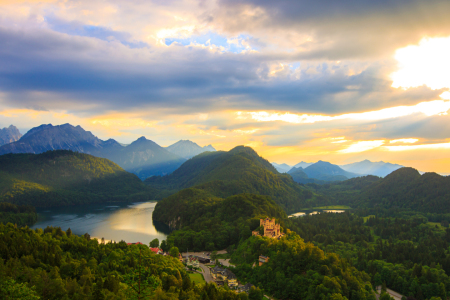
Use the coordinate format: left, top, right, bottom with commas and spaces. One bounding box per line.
252, 218, 283, 239
210, 266, 238, 287
150, 247, 162, 254
259, 255, 269, 266
186, 256, 200, 268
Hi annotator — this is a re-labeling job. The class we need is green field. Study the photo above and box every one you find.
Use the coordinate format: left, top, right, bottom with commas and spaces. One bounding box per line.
188, 272, 206, 285
363, 215, 376, 223
427, 222, 447, 232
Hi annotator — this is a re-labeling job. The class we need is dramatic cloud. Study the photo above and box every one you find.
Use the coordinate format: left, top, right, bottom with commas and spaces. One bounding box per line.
1, 0, 450, 172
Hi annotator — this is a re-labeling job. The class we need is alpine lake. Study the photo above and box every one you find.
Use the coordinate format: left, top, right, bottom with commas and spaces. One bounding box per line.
32, 201, 171, 244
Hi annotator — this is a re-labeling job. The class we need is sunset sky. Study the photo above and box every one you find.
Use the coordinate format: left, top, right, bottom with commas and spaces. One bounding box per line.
1, 0, 450, 173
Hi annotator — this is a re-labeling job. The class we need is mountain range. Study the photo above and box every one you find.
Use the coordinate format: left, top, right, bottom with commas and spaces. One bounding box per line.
166, 140, 216, 159
340, 159, 404, 177
0, 123, 215, 179
271, 162, 292, 173
0, 125, 22, 146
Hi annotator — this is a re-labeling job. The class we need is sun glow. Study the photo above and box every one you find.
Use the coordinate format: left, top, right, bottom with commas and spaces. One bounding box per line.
236, 100, 450, 124
391, 36, 450, 90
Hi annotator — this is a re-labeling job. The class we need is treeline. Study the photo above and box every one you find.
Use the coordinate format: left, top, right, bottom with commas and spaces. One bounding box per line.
287, 212, 450, 299
0, 202, 37, 227
0, 223, 257, 300
229, 232, 376, 300
307, 168, 450, 214
0, 150, 149, 207
154, 191, 287, 251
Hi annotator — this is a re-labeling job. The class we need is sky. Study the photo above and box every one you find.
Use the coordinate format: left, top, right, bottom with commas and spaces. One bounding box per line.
1, 0, 450, 173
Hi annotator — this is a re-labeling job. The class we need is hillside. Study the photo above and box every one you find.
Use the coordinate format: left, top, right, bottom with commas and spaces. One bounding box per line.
147, 146, 328, 213
154, 191, 287, 250
0, 150, 147, 207
340, 159, 403, 177
357, 167, 450, 213
0, 125, 22, 146
166, 139, 216, 159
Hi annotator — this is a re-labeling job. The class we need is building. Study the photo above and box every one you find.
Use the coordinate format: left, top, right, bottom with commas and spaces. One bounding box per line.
210, 266, 238, 287
252, 218, 283, 239
240, 283, 254, 293
150, 247, 162, 254
259, 255, 269, 266
186, 256, 200, 268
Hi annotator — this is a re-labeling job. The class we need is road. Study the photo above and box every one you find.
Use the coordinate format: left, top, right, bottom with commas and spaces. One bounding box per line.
198, 264, 214, 284
375, 287, 403, 300
218, 259, 234, 267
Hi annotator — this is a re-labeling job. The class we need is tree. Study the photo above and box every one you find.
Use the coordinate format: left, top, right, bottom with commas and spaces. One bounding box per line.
248, 287, 263, 300
160, 240, 169, 253
169, 247, 180, 258
0, 279, 40, 300
210, 251, 218, 264
150, 238, 159, 248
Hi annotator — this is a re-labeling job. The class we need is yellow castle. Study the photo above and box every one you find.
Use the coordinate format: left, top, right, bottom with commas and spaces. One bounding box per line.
252, 218, 283, 239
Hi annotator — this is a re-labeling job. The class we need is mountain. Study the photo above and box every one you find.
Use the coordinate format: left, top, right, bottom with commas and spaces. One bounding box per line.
355, 167, 450, 213
0, 150, 147, 207
107, 136, 186, 179
0, 124, 185, 179
340, 159, 403, 177
292, 161, 314, 169
303, 160, 361, 181
166, 139, 216, 159
148, 146, 329, 213
271, 162, 292, 173
0, 123, 121, 156
0, 125, 22, 146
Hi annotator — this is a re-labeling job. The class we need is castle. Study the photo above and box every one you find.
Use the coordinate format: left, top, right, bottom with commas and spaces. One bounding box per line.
252, 218, 283, 239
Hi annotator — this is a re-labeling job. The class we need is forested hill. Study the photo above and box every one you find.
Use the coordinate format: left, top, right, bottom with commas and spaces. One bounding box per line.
0, 150, 147, 207
358, 167, 450, 213
147, 146, 328, 213
154, 192, 287, 250
308, 167, 450, 213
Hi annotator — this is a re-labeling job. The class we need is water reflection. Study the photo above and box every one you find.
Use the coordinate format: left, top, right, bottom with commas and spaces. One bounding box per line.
288, 209, 346, 218
32, 202, 170, 244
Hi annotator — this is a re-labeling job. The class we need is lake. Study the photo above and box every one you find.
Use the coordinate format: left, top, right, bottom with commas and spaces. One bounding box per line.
31, 202, 170, 244
288, 209, 346, 218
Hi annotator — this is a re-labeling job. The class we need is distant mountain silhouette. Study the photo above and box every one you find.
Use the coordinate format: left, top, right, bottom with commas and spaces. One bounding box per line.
303, 160, 361, 181
340, 159, 403, 177
292, 161, 314, 169
0, 124, 185, 179
106, 136, 186, 179
0, 125, 22, 146
166, 140, 216, 159
271, 162, 291, 173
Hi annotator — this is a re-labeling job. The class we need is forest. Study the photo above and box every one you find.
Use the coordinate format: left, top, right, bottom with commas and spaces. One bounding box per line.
0, 151, 149, 208
0, 223, 256, 300
286, 211, 450, 300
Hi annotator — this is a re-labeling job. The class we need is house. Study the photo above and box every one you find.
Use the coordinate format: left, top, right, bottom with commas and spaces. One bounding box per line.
150, 247, 161, 254
186, 256, 200, 268
210, 266, 238, 287
240, 283, 254, 293
197, 256, 210, 264
127, 242, 144, 246
259, 255, 269, 266
252, 218, 283, 239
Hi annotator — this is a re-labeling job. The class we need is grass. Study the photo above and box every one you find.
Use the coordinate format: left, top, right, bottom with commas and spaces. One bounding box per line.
427, 222, 448, 232
363, 215, 376, 223
188, 272, 206, 285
